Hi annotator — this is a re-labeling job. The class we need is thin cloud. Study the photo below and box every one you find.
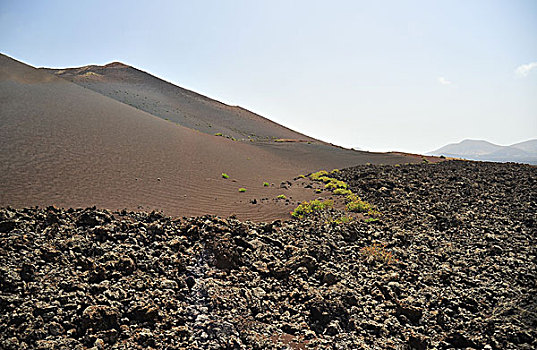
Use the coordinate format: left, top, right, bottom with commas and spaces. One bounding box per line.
438, 77, 452, 85
515, 62, 537, 77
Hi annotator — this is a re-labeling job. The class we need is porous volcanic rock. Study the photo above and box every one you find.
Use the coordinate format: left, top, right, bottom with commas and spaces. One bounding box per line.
0, 161, 535, 349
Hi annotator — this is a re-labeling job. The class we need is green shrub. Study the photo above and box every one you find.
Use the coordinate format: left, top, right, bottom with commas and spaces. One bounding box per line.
238, 188, 246, 192
327, 215, 354, 224
310, 170, 329, 180
364, 218, 379, 223
214, 132, 223, 136
318, 176, 333, 183
325, 179, 348, 190
277, 194, 287, 199
291, 199, 333, 219
346, 193, 359, 203
222, 173, 229, 179
345, 194, 381, 216
346, 199, 372, 213
263, 182, 269, 187
310, 170, 349, 191
367, 208, 382, 217
333, 188, 352, 196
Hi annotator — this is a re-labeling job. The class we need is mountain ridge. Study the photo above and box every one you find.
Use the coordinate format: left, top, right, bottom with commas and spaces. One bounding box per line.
40, 62, 319, 143
428, 139, 537, 164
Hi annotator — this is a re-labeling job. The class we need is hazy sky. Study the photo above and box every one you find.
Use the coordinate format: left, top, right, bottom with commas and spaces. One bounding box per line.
1, 0, 536, 153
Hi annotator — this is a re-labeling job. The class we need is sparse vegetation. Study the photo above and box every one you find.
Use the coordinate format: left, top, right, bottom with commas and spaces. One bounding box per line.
221, 173, 229, 179
327, 215, 354, 224
346, 199, 372, 213
360, 243, 396, 265
291, 199, 333, 219
310, 170, 329, 180
364, 217, 379, 223
310, 171, 347, 190
324, 179, 348, 190
345, 193, 381, 216
333, 188, 352, 196
316, 176, 331, 183
238, 188, 246, 193
308, 168, 381, 216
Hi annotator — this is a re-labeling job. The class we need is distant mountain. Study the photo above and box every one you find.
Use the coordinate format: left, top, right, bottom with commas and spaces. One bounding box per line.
428, 139, 537, 165
511, 139, 537, 154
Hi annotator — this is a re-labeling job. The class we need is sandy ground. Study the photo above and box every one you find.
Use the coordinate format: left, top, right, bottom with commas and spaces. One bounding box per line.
1, 54, 424, 221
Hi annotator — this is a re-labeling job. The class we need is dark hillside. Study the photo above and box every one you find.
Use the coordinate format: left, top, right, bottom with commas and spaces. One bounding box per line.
42, 64, 316, 142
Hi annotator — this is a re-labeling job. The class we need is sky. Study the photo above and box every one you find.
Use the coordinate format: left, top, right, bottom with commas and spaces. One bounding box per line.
1, 0, 536, 153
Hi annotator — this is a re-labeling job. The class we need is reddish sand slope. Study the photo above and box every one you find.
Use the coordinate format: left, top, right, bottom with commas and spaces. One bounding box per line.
1, 54, 419, 221
41, 60, 422, 170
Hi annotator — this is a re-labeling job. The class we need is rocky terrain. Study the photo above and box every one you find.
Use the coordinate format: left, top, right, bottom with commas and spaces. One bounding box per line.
1, 160, 536, 349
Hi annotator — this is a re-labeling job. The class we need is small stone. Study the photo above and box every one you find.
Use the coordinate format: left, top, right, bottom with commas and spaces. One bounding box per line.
20, 263, 35, 282
322, 272, 338, 285
161, 279, 178, 290
48, 321, 64, 336
324, 320, 342, 336
94, 338, 105, 350
82, 305, 120, 331
253, 261, 269, 273
185, 276, 195, 289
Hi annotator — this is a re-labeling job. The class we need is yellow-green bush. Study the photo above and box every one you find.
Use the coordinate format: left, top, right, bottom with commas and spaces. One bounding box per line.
333, 188, 352, 196
345, 195, 381, 216
291, 199, 333, 219
325, 179, 348, 190
310, 170, 329, 180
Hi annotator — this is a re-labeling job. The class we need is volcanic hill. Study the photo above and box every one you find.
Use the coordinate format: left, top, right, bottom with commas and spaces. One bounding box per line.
1, 53, 423, 220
